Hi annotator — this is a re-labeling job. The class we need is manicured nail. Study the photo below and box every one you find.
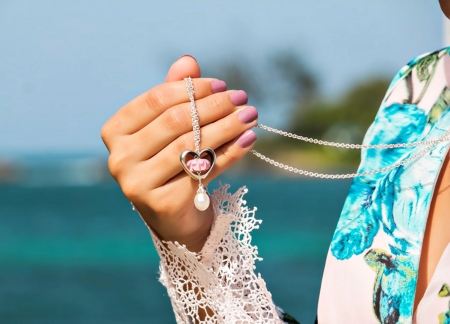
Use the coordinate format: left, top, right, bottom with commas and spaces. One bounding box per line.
177, 54, 197, 62
238, 106, 258, 124
229, 90, 248, 106
237, 130, 257, 148
211, 80, 227, 93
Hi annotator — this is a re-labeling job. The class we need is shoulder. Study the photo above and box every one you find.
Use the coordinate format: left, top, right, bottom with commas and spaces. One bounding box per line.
365, 47, 450, 144
384, 47, 450, 108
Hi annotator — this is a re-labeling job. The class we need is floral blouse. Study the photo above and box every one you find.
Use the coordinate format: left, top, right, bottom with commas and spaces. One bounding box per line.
140, 47, 450, 324
318, 46, 450, 324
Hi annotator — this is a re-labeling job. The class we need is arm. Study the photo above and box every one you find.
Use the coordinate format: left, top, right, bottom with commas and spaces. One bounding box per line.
101, 57, 298, 323
137, 183, 284, 323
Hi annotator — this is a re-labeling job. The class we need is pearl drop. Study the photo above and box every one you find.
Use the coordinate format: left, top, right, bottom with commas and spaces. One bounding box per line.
194, 192, 210, 211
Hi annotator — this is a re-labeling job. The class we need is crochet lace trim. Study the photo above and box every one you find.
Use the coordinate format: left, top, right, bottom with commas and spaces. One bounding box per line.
143, 183, 283, 324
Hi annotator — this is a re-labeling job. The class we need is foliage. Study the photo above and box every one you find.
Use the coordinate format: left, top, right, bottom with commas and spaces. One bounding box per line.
205, 53, 391, 173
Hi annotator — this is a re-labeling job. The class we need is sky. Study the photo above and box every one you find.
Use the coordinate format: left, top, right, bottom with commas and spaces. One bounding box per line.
0, 0, 445, 155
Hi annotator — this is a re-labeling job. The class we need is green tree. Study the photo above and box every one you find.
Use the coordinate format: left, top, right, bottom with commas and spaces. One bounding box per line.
205, 53, 391, 173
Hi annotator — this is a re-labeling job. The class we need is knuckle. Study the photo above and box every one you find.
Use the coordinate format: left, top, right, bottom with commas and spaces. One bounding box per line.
121, 177, 144, 201
174, 133, 193, 155
107, 151, 129, 177
100, 125, 108, 141
219, 117, 234, 136
220, 144, 239, 162
101, 116, 123, 147
145, 87, 167, 110
101, 120, 114, 143
162, 106, 189, 131
207, 95, 225, 115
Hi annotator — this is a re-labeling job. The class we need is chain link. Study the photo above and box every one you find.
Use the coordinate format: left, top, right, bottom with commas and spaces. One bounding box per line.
251, 124, 450, 179
185, 77, 201, 155
256, 123, 450, 149
183, 78, 450, 179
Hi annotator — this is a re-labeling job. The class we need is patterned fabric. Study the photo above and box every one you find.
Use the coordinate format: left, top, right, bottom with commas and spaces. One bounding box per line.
437, 283, 450, 324
146, 47, 450, 324
318, 47, 450, 323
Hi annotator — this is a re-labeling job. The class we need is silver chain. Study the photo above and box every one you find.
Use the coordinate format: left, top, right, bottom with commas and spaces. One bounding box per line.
185, 77, 201, 155
183, 77, 450, 179
255, 123, 450, 149
251, 124, 450, 179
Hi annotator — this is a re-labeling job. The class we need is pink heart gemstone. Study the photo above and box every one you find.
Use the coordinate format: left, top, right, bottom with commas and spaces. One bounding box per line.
186, 158, 211, 172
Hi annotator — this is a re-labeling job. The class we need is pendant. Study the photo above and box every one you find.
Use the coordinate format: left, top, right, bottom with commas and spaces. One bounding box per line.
180, 148, 216, 180
194, 185, 210, 211
180, 148, 216, 211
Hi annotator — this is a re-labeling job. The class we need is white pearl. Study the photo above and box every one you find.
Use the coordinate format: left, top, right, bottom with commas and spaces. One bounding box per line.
194, 192, 210, 211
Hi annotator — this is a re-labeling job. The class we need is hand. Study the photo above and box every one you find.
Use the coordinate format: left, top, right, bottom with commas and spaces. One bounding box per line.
101, 56, 258, 252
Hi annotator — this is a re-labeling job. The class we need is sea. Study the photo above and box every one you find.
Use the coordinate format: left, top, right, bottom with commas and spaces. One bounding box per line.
0, 175, 352, 324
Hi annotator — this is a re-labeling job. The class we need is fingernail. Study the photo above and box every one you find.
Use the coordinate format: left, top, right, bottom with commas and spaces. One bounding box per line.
238, 106, 258, 124
211, 80, 227, 93
229, 90, 248, 106
237, 130, 257, 148
177, 54, 197, 62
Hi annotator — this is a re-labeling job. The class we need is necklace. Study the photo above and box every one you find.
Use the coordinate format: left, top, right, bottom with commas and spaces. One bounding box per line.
181, 77, 450, 210
181, 77, 216, 210
250, 124, 450, 179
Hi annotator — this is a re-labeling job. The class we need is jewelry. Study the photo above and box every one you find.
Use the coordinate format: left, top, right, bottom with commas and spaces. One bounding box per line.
180, 78, 450, 182
250, 123, 450, 179
180, 77, 216, 211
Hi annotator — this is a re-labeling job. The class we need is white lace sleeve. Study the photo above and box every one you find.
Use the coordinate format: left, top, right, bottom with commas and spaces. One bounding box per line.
136, 183, 288, 324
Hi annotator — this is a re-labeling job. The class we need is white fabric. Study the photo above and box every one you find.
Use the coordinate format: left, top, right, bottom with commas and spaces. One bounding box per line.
414, 243, 450, 324
143, 183, 283, 324
141, 182, 450, 323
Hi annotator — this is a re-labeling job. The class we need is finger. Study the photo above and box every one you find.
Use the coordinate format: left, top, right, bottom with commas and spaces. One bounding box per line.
144, 105, 258, 189
130, 89, 246, 161
106, 55, 200, 135
205, 130, 257, 183
148, 129, 257, 213
102, 77, 222, 142
165, 55, 201, 82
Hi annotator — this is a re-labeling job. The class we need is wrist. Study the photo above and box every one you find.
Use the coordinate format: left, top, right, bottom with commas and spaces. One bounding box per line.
133, 201, 214, 253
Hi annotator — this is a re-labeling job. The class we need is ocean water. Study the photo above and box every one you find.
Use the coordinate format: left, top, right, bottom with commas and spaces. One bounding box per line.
0, 176, 352, 324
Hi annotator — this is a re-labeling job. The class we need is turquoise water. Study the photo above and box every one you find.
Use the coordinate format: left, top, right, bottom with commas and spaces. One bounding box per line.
0, 176, 351, 323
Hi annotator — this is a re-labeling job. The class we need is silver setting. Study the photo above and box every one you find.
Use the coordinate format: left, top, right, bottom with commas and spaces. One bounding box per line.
180, 148, 216, 180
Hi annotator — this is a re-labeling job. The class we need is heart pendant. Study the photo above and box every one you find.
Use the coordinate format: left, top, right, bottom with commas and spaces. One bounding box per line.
180, 148, 216, 180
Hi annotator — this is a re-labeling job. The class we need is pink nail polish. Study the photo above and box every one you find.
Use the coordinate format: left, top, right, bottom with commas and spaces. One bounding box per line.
211, 80, 227, 93
237, 130, 257, 148
238, 106, 258, 124
229, 90, 248, 106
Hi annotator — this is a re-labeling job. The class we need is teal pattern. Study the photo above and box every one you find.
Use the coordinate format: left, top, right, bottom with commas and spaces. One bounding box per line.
326, 47, 450, 323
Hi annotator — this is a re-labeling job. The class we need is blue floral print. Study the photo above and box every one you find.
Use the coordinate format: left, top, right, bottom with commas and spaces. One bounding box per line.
328, 47, 450, 324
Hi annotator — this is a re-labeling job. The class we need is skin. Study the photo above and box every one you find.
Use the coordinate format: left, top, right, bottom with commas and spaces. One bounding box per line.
415, 154, 450, 311
103, 12, 450, 313
101, 56, 257, 253
415, 2, 450, 308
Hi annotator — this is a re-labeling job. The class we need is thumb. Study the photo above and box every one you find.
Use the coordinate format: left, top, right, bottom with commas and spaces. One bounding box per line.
164, 55, 201, 83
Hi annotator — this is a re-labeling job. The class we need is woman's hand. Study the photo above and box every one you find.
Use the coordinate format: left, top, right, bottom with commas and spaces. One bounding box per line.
101, 56, 258, 252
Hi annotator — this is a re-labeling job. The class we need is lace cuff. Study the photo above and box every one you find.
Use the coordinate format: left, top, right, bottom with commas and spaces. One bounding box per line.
138, 183, 284, 324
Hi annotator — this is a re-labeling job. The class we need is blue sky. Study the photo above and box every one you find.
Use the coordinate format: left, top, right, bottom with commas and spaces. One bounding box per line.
0, 1, 444, 155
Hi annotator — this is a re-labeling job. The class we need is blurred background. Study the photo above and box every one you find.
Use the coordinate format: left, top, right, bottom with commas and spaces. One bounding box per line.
0, 1, 446, 323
